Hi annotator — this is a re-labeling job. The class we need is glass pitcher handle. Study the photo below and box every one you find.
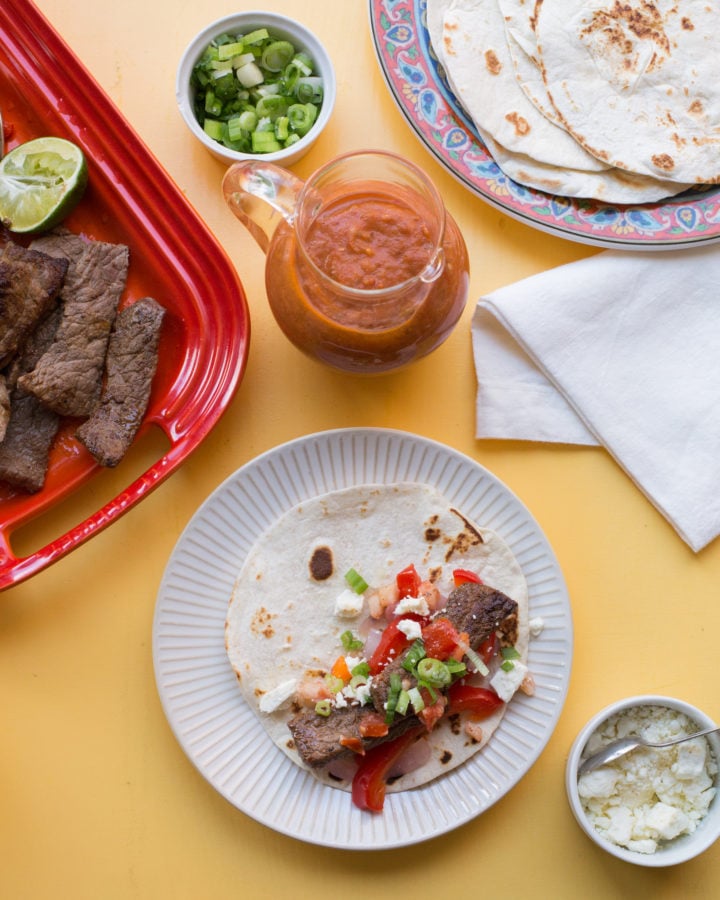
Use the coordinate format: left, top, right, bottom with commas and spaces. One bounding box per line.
222, 161, 305, 253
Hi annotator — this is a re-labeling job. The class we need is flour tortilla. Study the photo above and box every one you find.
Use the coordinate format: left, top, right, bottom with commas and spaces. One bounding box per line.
426, 0, 693, 201
535, 0, 720, 184
225, 482, 529, 793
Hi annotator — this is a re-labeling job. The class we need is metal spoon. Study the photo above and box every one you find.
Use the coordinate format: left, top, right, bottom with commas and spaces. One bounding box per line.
577, 724, 720, 777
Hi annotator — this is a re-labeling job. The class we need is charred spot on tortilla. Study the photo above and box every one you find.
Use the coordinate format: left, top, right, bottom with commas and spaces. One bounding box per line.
309, 545, 334, 581
485, 49, 502, 74
440, 750, 452, 765
442, 509, 484, 560
652, 152, 675, 171
250, 606, 275, 639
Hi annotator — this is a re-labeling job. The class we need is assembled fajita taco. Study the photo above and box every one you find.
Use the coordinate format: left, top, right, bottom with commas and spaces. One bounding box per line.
225, 483, 532, 810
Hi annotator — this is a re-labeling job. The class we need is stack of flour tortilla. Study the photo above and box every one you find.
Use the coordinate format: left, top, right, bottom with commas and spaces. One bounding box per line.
427, 0, 720, 202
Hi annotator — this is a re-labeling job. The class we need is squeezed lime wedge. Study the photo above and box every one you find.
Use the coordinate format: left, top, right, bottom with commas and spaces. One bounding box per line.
0, 136, 88, 233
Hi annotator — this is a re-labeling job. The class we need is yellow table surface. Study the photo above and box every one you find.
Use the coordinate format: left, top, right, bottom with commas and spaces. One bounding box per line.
2, 1, 719, 897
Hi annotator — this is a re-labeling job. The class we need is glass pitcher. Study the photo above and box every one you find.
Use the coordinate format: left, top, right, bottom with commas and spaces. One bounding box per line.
222, 150, 469, 374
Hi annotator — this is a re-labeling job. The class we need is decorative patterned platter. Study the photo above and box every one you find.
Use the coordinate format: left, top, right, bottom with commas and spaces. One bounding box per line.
0, 0, 250, 589
153, 428, 573, 849
369, 0, 720, 249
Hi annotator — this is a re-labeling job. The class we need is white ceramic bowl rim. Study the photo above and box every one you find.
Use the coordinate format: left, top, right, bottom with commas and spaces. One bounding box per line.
176, 11, 336, 165
565, 694, 720, 867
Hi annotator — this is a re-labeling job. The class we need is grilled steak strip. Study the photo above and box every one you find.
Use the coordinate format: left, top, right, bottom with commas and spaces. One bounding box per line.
0, 308, 63, 492
76, 297, 165, 467
289, 703, 422, 769
0, 241, 67, 367
288, 581, 518, 769
18, 230, 130, 417
370, 582, 518, 713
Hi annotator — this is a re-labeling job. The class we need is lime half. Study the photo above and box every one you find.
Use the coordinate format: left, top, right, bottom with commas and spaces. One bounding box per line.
0, 136, 88, 234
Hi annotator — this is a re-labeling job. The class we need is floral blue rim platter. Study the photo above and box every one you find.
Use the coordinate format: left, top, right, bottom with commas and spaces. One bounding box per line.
369, 0, 720, 249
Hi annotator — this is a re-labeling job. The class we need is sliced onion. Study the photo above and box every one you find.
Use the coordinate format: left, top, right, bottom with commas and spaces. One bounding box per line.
326, 755, 359, 783
388, 735, 432, 779
363, 626, 384, 660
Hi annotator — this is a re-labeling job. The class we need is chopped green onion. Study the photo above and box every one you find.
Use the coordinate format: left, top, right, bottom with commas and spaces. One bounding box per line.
384, 672, 403, 724
218, 41, 245, 60
324, 674, 344, 694
289, 51, 313, 76
262, 40, 295, 72
445, 658, 467, 677
501, 660, 515, 672
351, 661, 370, 679
464, 645, 489, 677
295, 76, 324, 104
315, 699, 332, 717
417, 657, 452, 687
501, 646, 521, 660
287, 103, 317, 136
243, 28, 270, 45
256, 94, 288, 120
402, 639, 426, 673
203, 119, 224, 141
344, 568, 368, 594
407, 686, 425, 713
340, 630, 363, 652
396, 689, 410, 716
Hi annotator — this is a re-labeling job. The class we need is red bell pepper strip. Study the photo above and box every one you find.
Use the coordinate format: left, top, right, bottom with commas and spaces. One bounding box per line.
477, 631, 500, 666
446, 683, 503, 718
351, 725, 426, 812
367, 612, 426, 675
396, 563, 421, 598
452, 568, 483, 586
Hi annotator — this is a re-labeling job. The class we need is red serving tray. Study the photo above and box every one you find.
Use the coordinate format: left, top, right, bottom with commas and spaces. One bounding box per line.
0, 0, 250, 589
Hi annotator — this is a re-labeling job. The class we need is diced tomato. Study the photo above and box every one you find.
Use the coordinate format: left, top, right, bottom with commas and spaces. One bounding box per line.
453, 568, 483, 586
396, 563, 421, 598
351, 726, 426, 812
359, 712, 390, 739
421, 618, 463, 661
446, 683, 503, 718
478, 631, 500, 666
417, 694, 446, 731
367, 613, 426, 675
339, 735, 365, 755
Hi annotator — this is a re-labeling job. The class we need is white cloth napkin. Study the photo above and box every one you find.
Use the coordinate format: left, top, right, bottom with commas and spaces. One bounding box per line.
472, 246, 720, 552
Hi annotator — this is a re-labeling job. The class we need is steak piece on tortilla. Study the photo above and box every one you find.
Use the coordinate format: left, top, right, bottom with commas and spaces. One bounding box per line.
0, 241, 67, 367
370, 582, 518, 713
0, 307, 63, 492
287, 581, 518, 770
289, 703, 423, 770
76, 297, 165, 467
18, 230, 130, 417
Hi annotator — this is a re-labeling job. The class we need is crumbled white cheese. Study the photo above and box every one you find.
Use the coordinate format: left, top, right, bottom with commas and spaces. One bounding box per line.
489, 661, 528, 702
354, 682, 372, 706
343, 654, 363, 671
529, 616, 545, 638
334, 588, 364, 618
578, 705, 718, 854
395, 594, 430, 616
258, 679, 297, 713
397, 618, 423, 640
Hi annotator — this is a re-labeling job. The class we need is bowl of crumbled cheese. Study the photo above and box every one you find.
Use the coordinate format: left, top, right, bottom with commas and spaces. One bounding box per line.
566, 695, 720, 866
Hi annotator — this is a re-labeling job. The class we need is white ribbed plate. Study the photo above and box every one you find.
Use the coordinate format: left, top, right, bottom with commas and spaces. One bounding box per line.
152, 428, 572, 848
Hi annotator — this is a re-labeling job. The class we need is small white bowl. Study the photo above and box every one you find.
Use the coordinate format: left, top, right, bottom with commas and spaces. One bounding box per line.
176, 12, 336, 166
566, 695, 720, 866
